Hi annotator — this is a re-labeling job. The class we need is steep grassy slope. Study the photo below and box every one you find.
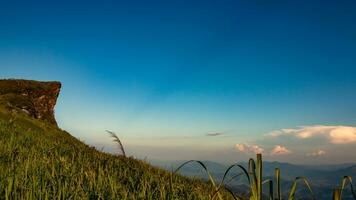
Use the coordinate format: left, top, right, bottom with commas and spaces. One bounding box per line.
0, 107, 233, 199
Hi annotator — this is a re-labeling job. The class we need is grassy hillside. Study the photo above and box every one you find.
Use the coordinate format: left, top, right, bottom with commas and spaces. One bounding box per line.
0, 106, 234, 199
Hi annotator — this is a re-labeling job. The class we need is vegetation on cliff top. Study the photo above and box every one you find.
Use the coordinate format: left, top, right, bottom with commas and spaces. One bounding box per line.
0, 79, 61, 126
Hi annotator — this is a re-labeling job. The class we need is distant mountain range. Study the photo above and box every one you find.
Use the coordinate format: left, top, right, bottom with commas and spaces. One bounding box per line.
151, 160, 356, 199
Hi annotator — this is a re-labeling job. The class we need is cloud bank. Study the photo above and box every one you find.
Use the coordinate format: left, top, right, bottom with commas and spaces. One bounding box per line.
270, 145, 292, 155
306, 150, 326, 156
235, 144, 292, 156
268, 125, 356, 144
235, 144, 264, 154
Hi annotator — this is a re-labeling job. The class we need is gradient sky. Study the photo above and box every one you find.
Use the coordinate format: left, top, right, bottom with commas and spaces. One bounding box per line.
1, 0, 356, 164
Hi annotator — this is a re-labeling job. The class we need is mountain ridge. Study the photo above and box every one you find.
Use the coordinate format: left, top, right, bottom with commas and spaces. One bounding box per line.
152, 159, 356, 199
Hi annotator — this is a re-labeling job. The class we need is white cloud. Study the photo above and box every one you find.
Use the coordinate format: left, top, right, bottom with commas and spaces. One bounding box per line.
306, 150, 326, 156
235, 144, 264, 154
270, 145, 291, 155
268, 125, 356, 144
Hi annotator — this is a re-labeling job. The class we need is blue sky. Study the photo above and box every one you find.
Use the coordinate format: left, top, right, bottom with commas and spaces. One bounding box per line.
1, 0, 356, 164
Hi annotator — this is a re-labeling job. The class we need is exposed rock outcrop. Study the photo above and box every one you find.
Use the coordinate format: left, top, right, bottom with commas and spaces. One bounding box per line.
0, 79, 61, 127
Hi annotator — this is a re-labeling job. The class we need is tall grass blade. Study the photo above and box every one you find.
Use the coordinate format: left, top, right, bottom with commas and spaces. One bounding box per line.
224, 187, 242, 200
262, 179, 273, 200
227, 173, 244, 184
333, 186, 341, 200
257, 154, 262, 200
174, 160, 223, 200
275, 168, 282, 200
339, 176, 356, 199
288, 177, 315, 200
288, 180, 298, 200
212, 173, 245, 199
106, 130, 126, 157
249, 158, 258, 200
212, 162, 250, 199
218, 164, 251, 187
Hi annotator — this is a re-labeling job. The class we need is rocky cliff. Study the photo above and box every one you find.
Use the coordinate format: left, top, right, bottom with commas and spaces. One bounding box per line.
0, 79, 61, 127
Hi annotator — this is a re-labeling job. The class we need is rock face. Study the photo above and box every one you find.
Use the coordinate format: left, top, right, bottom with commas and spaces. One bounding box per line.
0, 79, 61, 127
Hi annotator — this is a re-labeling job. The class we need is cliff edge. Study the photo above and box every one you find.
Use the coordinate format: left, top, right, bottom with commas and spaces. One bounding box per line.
0, 79, 61, 127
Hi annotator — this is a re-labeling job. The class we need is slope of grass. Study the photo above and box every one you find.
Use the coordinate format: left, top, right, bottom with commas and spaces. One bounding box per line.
1, 98, 354, 199
0, 107, 234, 200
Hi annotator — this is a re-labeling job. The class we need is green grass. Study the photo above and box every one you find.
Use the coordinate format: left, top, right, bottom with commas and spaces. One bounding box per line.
0, 104, 355, 200
0, 107, 234, 200
175, 154, 356, 200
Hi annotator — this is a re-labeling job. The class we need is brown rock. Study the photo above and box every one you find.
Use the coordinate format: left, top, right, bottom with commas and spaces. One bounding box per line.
0, 79, 61, 127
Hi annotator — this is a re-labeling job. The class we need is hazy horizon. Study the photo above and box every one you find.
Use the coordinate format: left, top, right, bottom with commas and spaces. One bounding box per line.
1, 0, 356, 164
